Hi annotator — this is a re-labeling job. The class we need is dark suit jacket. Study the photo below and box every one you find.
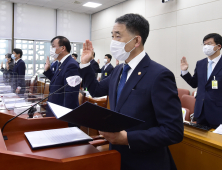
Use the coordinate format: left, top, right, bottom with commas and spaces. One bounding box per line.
12, 59, 26, 94
90, 59, 100, 78
1, 61, 14, 84
79, 53, 183, 170
101, 63, 114, 80
181, 56, 222, 126
50, 61, 58, 73
44, 55, 80, 117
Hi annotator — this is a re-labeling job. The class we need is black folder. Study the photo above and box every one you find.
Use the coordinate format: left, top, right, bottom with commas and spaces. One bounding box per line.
47, 101, 144, 132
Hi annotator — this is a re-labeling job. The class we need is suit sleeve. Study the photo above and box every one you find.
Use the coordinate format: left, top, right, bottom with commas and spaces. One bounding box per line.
63, 64, 80, 109
181, 62, 198, 88
17, 62, 26, 87
44, 68, 54, 80
127, 70, 184, 151
79, 66, 110, 97
92, 62, 101, 73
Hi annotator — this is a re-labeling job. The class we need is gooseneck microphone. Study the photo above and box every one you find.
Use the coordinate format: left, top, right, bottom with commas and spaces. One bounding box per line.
1, 83, 69, 140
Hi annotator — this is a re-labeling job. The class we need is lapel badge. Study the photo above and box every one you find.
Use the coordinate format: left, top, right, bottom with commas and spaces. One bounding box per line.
59, 69, 61, 71
138, 72, 141, 75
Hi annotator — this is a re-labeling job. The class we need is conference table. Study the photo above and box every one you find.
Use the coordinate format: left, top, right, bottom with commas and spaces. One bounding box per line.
169, 124, 222, 170
0, 101, 120, 170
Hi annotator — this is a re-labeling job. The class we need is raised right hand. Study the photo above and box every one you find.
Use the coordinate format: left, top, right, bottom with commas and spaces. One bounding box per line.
81, 40, 94, 64
44, 56, 50, 72
181, 56, 189, 71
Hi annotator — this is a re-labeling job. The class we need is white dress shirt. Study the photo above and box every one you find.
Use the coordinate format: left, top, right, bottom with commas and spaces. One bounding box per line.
15, 58, 21, 64
104, 63, 110, 70
59, 53, 70, 66
181, 54, 222, 76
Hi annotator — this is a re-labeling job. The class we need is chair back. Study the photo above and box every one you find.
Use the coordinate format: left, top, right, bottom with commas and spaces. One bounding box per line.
181, 95, 196, 114
178, 88, 190, 101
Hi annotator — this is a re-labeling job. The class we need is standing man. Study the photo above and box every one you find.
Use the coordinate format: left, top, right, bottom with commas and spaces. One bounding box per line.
43, 36, 80, 118
11, 49, 26, 94
79, 14, 183, 170
90, 52, 100, 78
1, 53, 14, 84
72, 53, 80, 64
181, 33, 222, 128
97, 54, 114, 80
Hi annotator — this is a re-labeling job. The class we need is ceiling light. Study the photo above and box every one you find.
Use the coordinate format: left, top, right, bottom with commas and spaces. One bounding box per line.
83, 2, 102, 8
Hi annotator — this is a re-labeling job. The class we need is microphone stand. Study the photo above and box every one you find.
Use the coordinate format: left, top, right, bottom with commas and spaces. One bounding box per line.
1, 83, 68, 140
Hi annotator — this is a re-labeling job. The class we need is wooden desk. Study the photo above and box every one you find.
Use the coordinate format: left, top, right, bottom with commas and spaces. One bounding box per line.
0, 110, 120, 170
169, 125, 222, 170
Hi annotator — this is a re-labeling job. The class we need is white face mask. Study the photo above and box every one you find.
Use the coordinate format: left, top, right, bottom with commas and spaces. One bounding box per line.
11, 54, 16, 60
50, 47, 62, 59
110, 37, 136, 61
104, 59, 108, 64
203, 44, 219, 56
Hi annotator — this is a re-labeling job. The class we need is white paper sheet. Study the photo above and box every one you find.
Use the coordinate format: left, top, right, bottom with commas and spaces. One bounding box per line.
213, 124, 222, 135
25, 127, 92, 149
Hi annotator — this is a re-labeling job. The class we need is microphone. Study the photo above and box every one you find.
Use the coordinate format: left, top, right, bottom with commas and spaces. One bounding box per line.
1, 76, 82, 140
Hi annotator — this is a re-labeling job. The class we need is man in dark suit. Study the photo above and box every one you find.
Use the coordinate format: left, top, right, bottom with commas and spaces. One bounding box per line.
97, 54, 114, 80
181, 33, 222, 128
79, 14, 183, 170
11, 49, 26, 94
90, 52, 100, 78
72, 53, 80, 64
43, 36, 80, 118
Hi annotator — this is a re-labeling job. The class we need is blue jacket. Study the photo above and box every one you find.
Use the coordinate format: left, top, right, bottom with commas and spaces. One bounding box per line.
50, 60, 58, 73
181, 56, 222, 126
44, 55, 80, 117
79, 53, 183, 170
100, 63, 114, 80
12, 59, 26, 94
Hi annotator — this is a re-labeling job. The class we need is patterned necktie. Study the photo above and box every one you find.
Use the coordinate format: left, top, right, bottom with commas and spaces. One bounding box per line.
207, 60, 213, 80
116, 64, 131, 103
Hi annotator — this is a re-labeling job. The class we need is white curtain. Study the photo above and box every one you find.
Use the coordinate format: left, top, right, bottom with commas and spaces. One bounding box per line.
57, 10, 90, 42
14, 3, 56, 41
0, 1, 12, 39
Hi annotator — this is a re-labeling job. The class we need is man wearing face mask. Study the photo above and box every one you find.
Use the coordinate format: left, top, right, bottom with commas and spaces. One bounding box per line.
11, 49, 26, 94
1, 53, 14, 84
181, 33, 222, 128
97, 54, 114, 81
43, 36, 80, 120
79, 14, 183, 170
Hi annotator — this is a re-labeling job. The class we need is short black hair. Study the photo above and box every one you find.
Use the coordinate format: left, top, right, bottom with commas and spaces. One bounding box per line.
72, 53, 78, 58
13, 48, 23, 58
5, 53, 12, 59
105, 54, 112, 60
203, 33, 222, 50
115, 14, 149, 45
51, 36, 71, 53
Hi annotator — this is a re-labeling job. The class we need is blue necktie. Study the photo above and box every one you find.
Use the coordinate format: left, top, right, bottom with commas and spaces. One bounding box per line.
207, 60, 213, 80
116, 64, 131, 103
55, 62, 61, 72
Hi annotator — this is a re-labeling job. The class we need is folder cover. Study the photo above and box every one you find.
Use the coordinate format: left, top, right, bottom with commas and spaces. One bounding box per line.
47, 101, 144, 132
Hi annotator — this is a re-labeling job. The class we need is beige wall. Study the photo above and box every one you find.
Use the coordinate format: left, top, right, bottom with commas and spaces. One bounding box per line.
91, 0, 222, 92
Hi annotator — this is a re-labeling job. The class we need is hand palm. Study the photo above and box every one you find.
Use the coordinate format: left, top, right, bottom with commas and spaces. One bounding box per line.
81, 40, 93, 64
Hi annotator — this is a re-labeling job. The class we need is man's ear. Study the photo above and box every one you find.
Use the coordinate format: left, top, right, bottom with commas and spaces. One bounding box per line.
135, 36, 142, 48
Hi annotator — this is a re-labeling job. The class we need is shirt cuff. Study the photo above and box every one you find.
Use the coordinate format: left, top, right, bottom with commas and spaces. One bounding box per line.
79, 62, 90, 69
181, 70, 188, 76
17, 86, 21, 90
